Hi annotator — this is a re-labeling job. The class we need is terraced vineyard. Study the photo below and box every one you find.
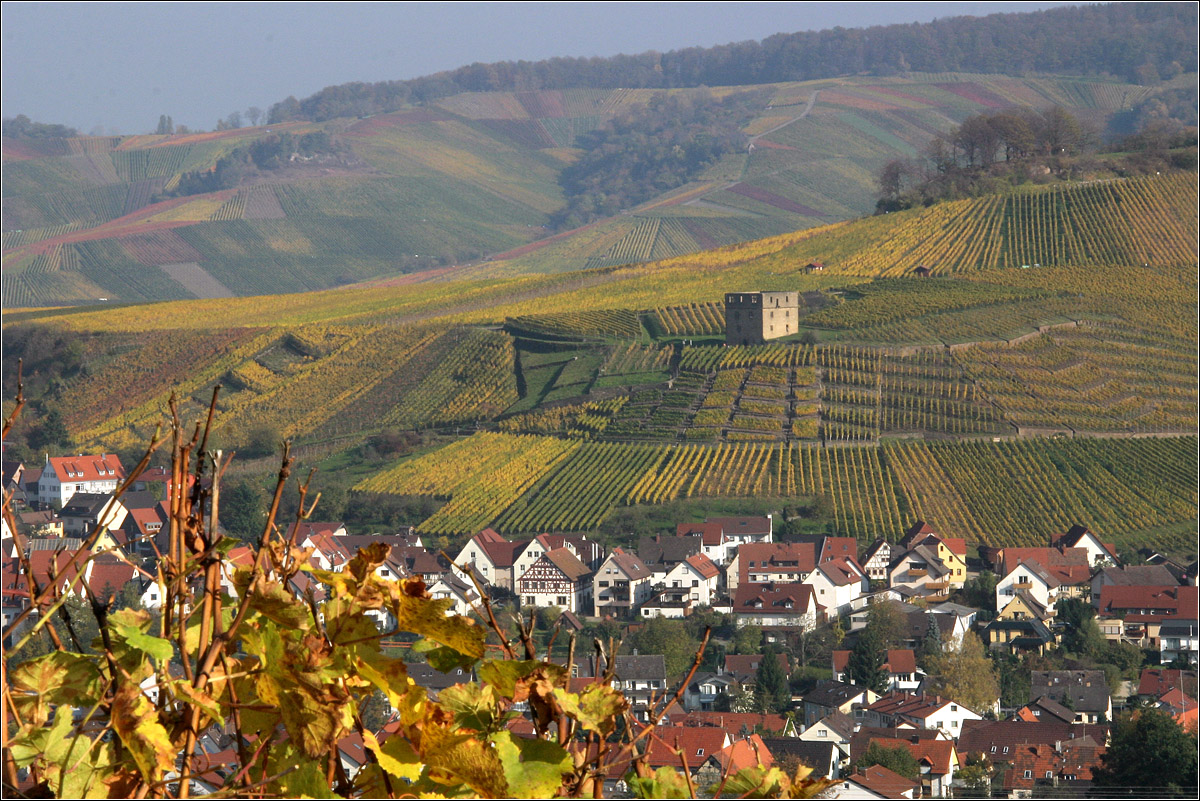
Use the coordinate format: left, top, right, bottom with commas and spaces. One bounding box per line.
354, 431, 1196, 551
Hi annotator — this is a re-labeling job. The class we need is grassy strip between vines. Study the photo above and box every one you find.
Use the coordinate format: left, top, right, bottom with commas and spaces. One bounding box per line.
0, 368, 832, 799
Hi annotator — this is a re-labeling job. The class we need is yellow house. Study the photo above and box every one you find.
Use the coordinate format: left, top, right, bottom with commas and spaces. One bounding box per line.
985, 592, 1058, 654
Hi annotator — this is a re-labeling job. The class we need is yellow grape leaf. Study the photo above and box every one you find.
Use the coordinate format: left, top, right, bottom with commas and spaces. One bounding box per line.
421, 725, 506, 798
553, 683, 627, 736
385, 578, 486, 660
363, 730, 422, 782
111, 684, 175, 784
493, 730, 572, 798
10, 651, 103, 727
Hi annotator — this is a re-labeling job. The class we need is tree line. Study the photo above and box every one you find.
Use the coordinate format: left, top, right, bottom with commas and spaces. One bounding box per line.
166, 130, 342, 197
267, 3, 1197, 124
549, 89, 764, 230
876, 107, 1199, 211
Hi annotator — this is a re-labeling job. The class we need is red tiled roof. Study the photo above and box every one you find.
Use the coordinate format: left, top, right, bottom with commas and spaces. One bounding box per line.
852, 764, 919, 798
480, 539, 527, 568
542, 547, 591, 582
685, 552, 720, 580
675, 711, 789, 734
88, 555, 138, 596
644, 727, 729, 768
832, 649, 916, 676
1100, 585, 1196, 621
866, 691, 956, 720
677, 522, 724, 546
818, 557, 865, 587
999, 547, 1090, 576
733, 583, 819, 616
942, 537, 967, 557
738, 542, 817, 578
711, 734, 774, 773
709, 516, 772, 536
724, 653, 789, 679
819, 536, 859, 563
46, 454, 125, 484
868, 736, 956, 775
26, 549, 90, 591
1137, 668, 1197, 699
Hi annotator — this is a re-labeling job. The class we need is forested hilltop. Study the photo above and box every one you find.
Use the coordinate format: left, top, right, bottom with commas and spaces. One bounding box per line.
269, 3, 1197, 123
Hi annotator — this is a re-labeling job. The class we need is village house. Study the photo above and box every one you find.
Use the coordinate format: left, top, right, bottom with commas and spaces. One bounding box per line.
826, 764, 919, 799
832, 649, 924, 693
602, 654, 669, 723
728, 541, 817, 596
861, 692, 985, 737
1050, 524, 1120, 567
35, 453, 125, 508
684, 673, 739, 711
994, 547, 1092, 611
1096, 584, 1198, 655
516, 547, 593, 615
797, 710, 856, 763
660, 552, 721, 607
807, 557, 869, 617
58, 492, 128, 541
593, 547, 653, 617
861, 539, 892, 582
803, 681, 879, 728
452, 528, 528, 591
986, 591, 1059, 654
1030, 671, 1112, 724
733, 582, 822, 632
677, 521, 731, 566
513, 532, 604, 583
427, 573, 481, 617
695, 734, 774, 786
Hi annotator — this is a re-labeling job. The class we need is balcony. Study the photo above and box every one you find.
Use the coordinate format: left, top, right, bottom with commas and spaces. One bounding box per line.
1013, 580, 1033, 590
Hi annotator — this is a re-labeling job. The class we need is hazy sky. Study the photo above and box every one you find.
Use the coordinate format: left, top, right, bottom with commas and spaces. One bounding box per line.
3, 2, 1081, 134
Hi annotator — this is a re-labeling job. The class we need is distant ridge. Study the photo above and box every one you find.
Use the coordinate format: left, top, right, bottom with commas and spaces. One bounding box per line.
269, 3, 1198, 123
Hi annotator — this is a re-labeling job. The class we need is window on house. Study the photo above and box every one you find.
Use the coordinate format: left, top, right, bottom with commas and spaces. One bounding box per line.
1023, 770, 1032, 779
696, 749, 704, 756
557, 596, 567, 605
990, 746, 996, 753
1045, 771, 1053, 779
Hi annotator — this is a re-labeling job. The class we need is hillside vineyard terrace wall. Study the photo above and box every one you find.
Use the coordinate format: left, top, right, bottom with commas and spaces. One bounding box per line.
725, 291, 799, 346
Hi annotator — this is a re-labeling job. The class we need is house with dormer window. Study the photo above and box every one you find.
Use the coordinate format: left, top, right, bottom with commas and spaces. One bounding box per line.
37, 453, 126, 508
733, 582, 822, 631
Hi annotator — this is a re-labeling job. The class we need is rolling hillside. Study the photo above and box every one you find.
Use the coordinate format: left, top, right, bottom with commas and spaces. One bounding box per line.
3, 73, 1188, 307
5, 172, 1195, 556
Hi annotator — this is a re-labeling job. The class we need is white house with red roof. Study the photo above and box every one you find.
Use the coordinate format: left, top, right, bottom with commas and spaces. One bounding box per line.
862, 692, 984, 738
452, 528, 529, 590
996, 548, 1092, 613
808, 557, 869, 617
36, 453, 125, 507
728, 541, 818, 596
662, 552, 722, 607
832, 649, 925, 693
1051, 524, 1119, 567
733, 582, 822, 632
